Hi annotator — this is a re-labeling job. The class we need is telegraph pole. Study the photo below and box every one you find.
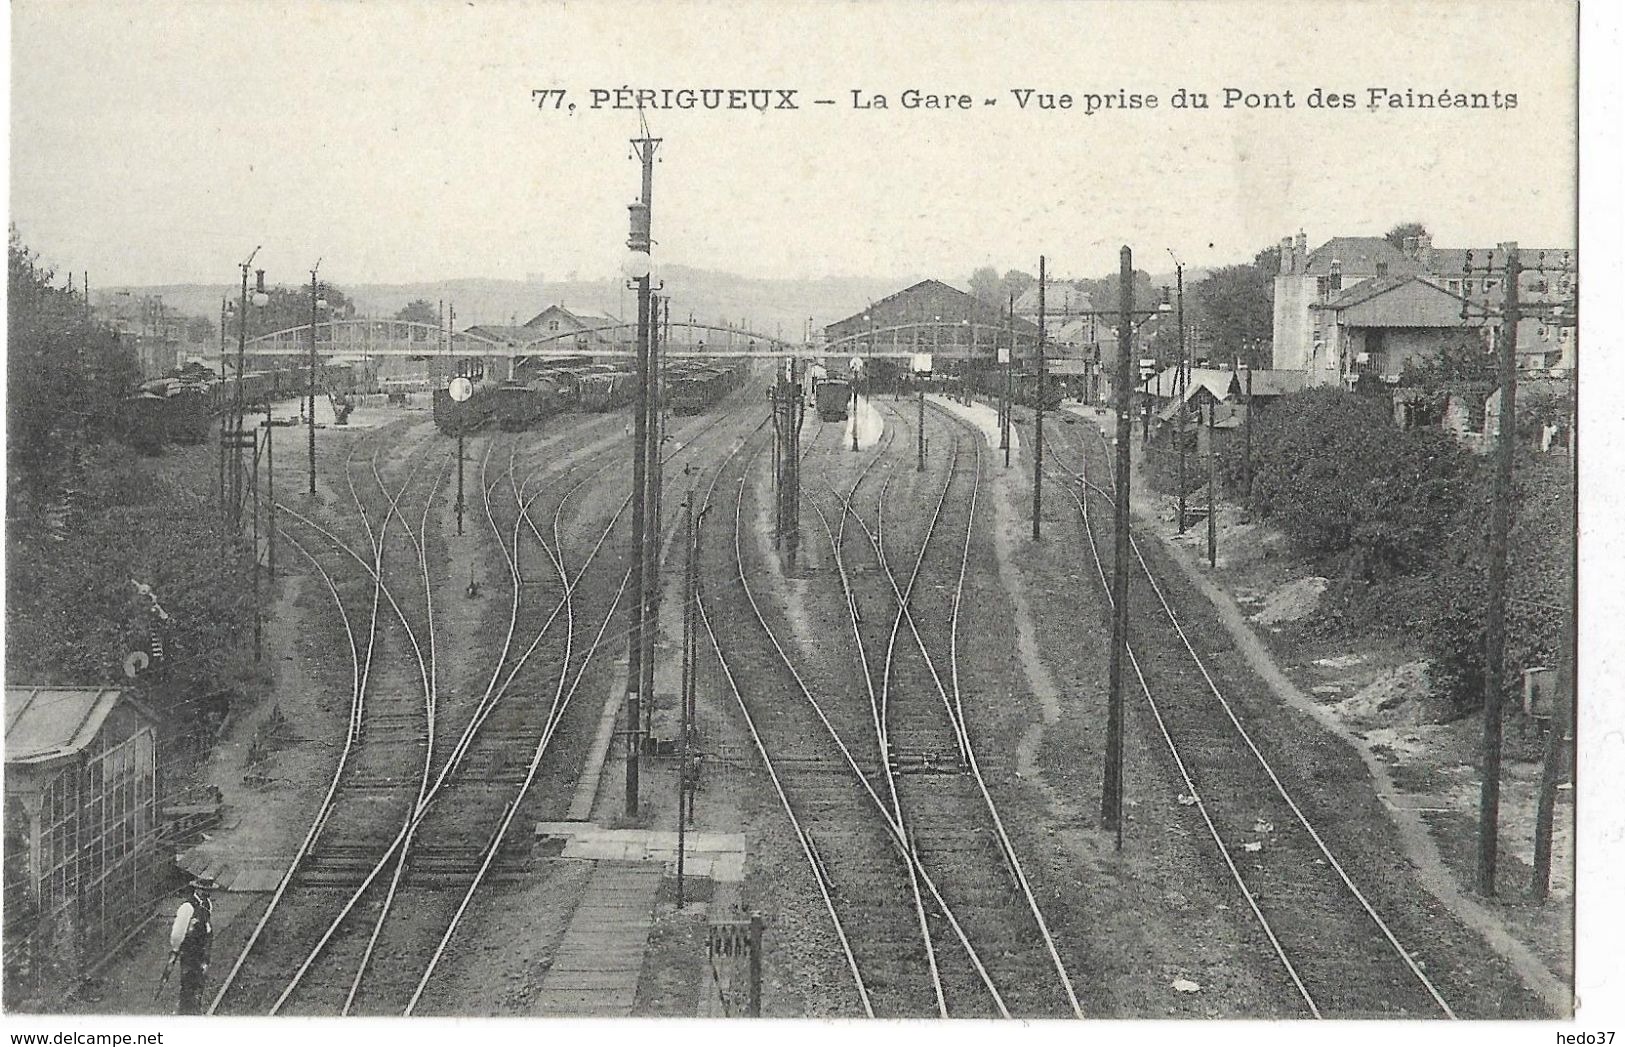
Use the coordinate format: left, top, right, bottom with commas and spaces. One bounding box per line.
1032, 256, 1046, 541
1173, 257, 1188, 533
1207, 399, 1217, 567
625, 135, 659, 818
1243, 353, 1255, 503
1475, 242, 1521, 896
264, 400, 275, 579
218, 296, 228, 521
1103, 245, 1134, 847
678, 487, 694, 908
308, 261, 321, 498
233, 250, 259, 532
917, 360, 925, 472
1001, 291, 1013, 467
642, 291, 663, 740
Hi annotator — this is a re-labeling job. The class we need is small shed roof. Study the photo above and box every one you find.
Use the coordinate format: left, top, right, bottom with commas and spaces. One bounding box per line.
5, 686, 147, 765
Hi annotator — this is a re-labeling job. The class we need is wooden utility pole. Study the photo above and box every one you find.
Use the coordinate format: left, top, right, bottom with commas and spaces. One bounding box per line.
264, 402, 275, 579
1032, 256, 1046, 540
917, 377, 925, 472
747, 915, 764, 1016
678, 489, 694, 908
625, 136, 659, 818
1243, 358, 1255, 503
1207, 399, 1217, 567
1002, 292, 1013, 468
218, 296, 229, 525
1103, 245, 1134, 847
1174, 260, 1188, 533
232, 253, 257, 532
1476, 242, 1520, 896
308, 264, 320, 497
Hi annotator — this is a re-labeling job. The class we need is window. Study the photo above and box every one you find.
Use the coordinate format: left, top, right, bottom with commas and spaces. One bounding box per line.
1483, 279, 1501, 293
547, 321, 560, 332
1447, 279, 1463, 293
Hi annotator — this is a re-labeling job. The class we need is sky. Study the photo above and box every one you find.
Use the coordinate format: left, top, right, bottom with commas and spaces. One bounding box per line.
7, 0, 1579, 289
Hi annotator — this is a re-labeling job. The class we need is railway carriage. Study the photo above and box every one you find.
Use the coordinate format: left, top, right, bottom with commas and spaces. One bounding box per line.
815, 378, 853, 421
432, 372, 500, 434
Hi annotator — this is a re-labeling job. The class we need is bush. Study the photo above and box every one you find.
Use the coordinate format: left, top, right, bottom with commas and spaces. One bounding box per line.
1234, 387, 1477, 581
4, 440, 262, 731
1415, 453, 1573, 715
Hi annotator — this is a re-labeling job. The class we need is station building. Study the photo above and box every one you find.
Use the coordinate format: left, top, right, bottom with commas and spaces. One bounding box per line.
824, 280, 1038, 387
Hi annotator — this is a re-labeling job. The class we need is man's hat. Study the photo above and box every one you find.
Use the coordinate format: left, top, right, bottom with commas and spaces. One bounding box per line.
188, 876, 218, 891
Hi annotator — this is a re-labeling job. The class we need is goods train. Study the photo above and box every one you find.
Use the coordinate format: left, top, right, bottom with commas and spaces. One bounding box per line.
814, 378, 852, 422
965, 368, 1064, 412
117, 362, 351, 452
433, 358, 745, 436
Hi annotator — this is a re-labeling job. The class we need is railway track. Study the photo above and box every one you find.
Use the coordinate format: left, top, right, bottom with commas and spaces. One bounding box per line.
211, 435, 448, 1014
697, 401, 1077, 1017
211, 384, 767, 1015
1024, 409, 1456, 1019
817, 401, 1079, 1017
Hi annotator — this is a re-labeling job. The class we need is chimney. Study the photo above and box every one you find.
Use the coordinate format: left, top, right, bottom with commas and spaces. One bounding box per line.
1402, 236, 1418, 256
1417, 233, 1433, 272
1280, 236, 1294, 274
1294, 230, 1308, 271
1376, 261, 1389, 277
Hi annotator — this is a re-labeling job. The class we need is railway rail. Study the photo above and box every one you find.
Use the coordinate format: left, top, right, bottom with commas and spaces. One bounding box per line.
695, 401, 1078, 1017
210, 381, 765, 1015
1025, 409, 1456, 1019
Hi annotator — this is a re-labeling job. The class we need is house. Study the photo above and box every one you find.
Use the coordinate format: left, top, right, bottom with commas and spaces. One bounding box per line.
1272, 232, 1575, 385
1136, 366, 1307, 454
465, 306, 625, 353
1311, 275, 1483, 384
521, 305, 624, 349
4, 686, 162, 1001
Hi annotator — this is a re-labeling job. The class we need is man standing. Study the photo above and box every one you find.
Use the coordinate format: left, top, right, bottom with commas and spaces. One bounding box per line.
168, 876, 215, 1014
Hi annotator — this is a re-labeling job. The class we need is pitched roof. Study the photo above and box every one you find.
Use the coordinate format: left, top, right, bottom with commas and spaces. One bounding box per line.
1314, 273, 1471, 311
1141, 367, 1239, 402
522, 305, 623, 330
1013, 283, 1094, 316
5, 686, 149, 765
1304, 237, 1416, 276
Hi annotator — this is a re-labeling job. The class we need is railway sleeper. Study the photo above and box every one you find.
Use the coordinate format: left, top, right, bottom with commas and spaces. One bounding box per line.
887, 749, 965, 774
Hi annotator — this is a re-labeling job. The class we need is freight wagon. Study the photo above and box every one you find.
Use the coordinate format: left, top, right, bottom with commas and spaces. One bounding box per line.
814, 378, 852, 422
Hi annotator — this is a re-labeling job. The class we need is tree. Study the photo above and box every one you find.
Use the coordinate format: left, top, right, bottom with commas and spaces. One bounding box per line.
7, 229, 139, 525
184, 316, 215, 344
1385, 221, 1429, 250
1239, 386, 1476, 581
1252, 243, 1282, 279
226, 282, 356, 341
967, 267, 1001, 304
394, 298, 439, 324
1001, 269, 1036, 303
1400, 330, 1495, 387
1192, 263, 1273, 364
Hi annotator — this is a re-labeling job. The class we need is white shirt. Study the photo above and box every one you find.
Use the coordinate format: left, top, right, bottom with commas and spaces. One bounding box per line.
170, 899, 203, 951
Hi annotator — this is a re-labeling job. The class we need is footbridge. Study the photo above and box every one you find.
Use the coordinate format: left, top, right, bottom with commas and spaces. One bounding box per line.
240, 317, 1038, 364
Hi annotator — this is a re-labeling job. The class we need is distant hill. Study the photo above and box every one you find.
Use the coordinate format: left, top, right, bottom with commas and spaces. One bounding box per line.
97, 264, 1219, 343
96, 266, 928, 342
